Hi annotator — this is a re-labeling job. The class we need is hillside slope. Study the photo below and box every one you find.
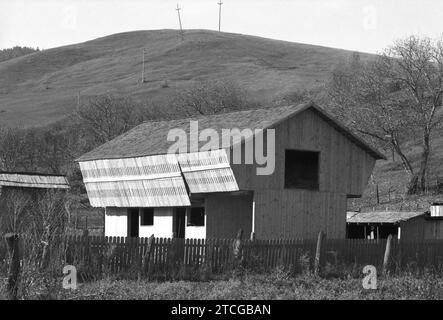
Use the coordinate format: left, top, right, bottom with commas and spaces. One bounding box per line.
0, 29, 368, 127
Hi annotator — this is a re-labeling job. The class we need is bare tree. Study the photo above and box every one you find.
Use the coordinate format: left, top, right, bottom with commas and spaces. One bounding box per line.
73, 94, 146, 146
329, 36, 443, 195
172, 79, 258, 116
0, 189, 32, 234
28, 190, 67, 242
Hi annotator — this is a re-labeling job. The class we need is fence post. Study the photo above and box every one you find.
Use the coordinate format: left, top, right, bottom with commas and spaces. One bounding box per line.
232, 229, 244, 271
383, 234, 392, 276
142, 235, 155, 277
5, 233, 20, 300
314, 231, 324, 276
233, 229, 243, 259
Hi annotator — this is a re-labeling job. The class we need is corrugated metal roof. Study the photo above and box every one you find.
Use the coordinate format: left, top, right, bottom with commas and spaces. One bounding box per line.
79, 154, 190, 207
78, 150, 241, 207
178, 150, 239, 193
0, 172, 69, 189
346, 211, 426, 224
76, 102, 385, 162
83, 178, 190, 207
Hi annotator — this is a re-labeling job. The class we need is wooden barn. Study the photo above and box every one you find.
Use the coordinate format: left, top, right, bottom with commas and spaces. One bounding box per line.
76, 102, 384, 239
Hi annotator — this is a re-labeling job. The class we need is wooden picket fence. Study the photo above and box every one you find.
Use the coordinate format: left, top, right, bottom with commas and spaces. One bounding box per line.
59, 235, 443, 278
2, 235, 443, 280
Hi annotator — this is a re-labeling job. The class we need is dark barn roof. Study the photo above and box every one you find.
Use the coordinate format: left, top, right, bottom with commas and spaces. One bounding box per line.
77, 102, 385, 162
347, 211, 426, 224
0, 171, 69, 189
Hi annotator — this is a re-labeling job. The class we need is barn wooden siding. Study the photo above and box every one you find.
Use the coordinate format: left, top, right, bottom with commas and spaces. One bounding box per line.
205, 192, 253, 238
401, 217, 443, 241
229, 109, 376, 239
253, 190, 347, 239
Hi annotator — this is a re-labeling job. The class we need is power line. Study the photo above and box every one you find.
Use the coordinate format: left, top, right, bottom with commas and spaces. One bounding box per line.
176, 4, 184, 41
218, 1, 223, 32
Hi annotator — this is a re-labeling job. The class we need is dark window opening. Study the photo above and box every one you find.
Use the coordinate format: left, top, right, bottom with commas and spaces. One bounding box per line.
127, 208, 139, 237
174, 208, 186, 238
284, 150, 319, 190
140, 208, 154, 226
187, 207, 205, 227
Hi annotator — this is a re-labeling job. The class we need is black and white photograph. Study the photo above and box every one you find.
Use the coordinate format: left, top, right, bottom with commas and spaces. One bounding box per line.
0, 0, 443, 306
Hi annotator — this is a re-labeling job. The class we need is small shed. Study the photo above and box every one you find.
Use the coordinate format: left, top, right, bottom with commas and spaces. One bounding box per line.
0, 171, 69, 233
346, 211, 426, 239
400, 205, 443, 241
0, 171, 69, 205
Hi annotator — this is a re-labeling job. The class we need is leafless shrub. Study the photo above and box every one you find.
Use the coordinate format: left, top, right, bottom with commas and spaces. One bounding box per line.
0, 190, 69, 299
172, 79, 260, 116
73, 94, 146, 146
0, 189, 32, 235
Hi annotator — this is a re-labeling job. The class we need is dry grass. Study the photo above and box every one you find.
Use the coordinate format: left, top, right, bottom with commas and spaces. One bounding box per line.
51, 271, 443, 300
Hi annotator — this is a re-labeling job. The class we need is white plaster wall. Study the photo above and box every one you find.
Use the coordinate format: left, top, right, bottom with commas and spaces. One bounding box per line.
185, 213, 206, 239
104, 207, 206, 239
104, 208, 127, 237
139, 208, 174, 238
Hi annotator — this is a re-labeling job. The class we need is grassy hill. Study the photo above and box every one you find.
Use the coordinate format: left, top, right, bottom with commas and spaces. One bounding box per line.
0, 29, 368, 127
2, 28, 442, 212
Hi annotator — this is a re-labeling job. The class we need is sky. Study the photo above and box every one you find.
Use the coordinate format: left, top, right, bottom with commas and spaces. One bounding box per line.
0, 0, 442, 53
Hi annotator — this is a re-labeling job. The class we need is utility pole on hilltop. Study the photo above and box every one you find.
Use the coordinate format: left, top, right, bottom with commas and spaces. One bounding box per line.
141, 48, 146, 83
77, 91, 81, 108
176, 4, 184, 41
218, 1, 223, 32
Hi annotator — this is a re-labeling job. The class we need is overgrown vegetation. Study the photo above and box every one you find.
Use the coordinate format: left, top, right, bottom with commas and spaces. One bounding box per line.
0, 190, 68, 299
66, 272, 443, 300
2, 266, 442, 300
172, 79, 260, 116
